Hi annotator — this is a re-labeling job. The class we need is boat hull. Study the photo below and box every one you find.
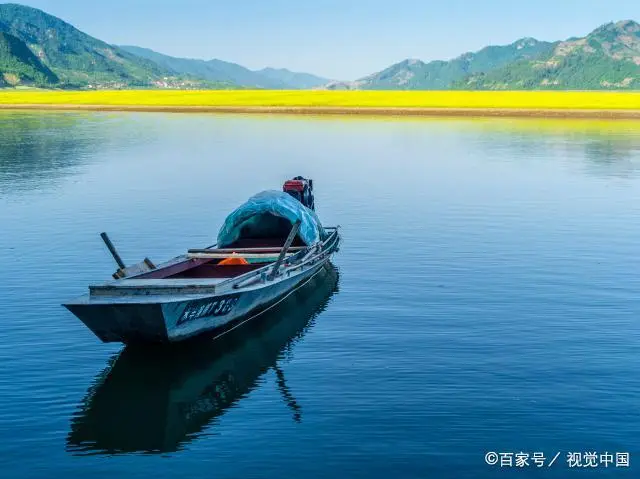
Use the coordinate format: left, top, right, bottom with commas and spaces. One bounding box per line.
65, 261, 329, 344
165, 261, 327, 342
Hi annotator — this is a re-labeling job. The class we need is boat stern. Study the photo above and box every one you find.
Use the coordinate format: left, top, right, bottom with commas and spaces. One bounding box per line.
63, 298, 169, 343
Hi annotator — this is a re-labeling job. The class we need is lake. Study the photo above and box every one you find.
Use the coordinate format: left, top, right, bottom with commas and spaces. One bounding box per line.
0, 111, 639, 478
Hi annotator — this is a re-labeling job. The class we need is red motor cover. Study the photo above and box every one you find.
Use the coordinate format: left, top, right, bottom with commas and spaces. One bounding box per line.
283, 180, 305, 192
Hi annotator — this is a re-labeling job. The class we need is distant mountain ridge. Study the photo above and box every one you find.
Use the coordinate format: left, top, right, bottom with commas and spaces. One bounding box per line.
0, 3, 637, 90
327, 20, 640, 90
0, 3, 330, 89
119, 46, 331, 89
118, 45, 264, 88
327, 38, 554, 90
256, 67, 330, 89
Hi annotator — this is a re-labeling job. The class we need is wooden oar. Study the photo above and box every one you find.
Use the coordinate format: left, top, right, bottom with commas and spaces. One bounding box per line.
100, 232, 126, 270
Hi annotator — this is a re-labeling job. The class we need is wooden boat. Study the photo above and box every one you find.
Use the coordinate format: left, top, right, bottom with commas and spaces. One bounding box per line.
63, 178, 341, 344
67, 264, 339, 454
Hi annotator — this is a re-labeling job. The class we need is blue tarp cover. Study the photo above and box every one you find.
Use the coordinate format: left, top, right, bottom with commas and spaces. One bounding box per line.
217, 190, 326, 248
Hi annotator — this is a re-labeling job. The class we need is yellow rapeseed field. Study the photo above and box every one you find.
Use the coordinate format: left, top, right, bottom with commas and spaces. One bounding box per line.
0, 90, 639, 110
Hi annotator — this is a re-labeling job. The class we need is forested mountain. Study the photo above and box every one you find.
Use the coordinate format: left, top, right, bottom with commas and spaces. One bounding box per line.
326, 21, 639, 90
327, 38, 553, 90
0, 3, 328, 89
0, 3, 637, 90
455, 20, 640, 89
0, 3, 182, 88
0, 30, 57, 86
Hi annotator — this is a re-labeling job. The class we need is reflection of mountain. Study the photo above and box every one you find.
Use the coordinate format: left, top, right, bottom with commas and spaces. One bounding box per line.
580, 134, 640, 179
66, 264, 340, 455
467, 119, 640, 179
0, 112, 102, 193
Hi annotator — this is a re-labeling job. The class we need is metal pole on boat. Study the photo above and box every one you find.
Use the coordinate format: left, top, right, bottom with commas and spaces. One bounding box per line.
268, 220, 301, 281
100, 232, 126, 270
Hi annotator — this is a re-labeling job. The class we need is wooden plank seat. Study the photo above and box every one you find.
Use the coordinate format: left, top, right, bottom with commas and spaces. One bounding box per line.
187, 246, 306, 254
186, 245, 306, 264
186, 252, 296, 260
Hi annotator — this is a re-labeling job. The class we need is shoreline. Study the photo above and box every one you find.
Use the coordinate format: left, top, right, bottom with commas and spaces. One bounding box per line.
1, 104, 640, 119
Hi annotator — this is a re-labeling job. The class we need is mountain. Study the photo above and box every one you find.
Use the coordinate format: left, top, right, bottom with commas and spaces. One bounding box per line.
256, 67, 330, 89
119, 45, 281, 88
1, 3, 637, 91
0, 3, 209, 88
0, 31, 57, 86
327, 38, 554, 90
0, 4, 327, 90
120, 46, 331, 89
327, 21, 640, 90
456, 20, 640, 89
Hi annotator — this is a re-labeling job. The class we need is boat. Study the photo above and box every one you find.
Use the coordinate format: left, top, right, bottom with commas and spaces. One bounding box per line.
63, 177, 341, 344
67, 264, 339, 454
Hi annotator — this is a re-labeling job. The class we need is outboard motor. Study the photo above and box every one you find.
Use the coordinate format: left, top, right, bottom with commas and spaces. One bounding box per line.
283, 176, 315, 210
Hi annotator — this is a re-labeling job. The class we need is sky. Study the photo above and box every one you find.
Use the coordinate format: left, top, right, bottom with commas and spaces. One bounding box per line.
12, 0, 640, 80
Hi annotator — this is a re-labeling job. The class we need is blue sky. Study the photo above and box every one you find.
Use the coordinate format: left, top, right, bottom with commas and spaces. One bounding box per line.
14, 0, 640, 80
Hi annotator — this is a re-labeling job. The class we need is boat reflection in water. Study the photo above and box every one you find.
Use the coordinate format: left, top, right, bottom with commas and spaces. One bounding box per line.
67, 264, 339, 455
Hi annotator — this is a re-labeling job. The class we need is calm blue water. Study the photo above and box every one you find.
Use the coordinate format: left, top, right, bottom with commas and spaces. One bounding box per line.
0, 112, 639, 478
